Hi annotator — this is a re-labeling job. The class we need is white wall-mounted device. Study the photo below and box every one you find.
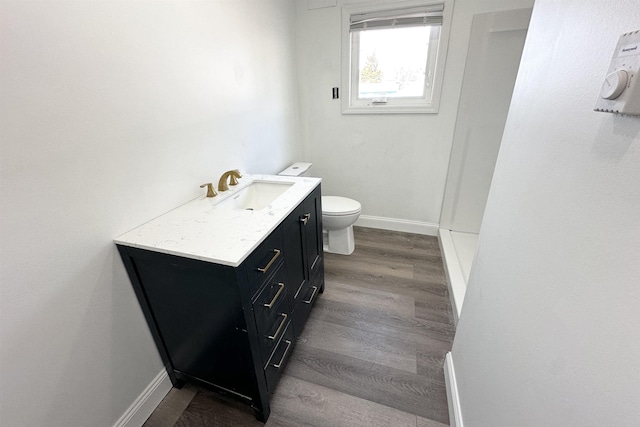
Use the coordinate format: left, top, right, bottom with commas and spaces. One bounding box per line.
595, 30, 640, 116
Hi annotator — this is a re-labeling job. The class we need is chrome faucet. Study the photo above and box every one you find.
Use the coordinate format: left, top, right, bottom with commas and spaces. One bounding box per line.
218, 169, 242, 192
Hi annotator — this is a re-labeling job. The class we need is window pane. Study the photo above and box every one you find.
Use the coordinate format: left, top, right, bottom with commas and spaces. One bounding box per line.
357, 26, 431, 99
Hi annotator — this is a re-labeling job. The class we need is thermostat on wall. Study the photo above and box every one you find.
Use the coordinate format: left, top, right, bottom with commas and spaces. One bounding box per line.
595, 30, 640, 115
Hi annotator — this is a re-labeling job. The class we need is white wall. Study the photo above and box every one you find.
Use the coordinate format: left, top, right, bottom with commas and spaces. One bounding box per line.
294, 0, 533, 231
451, 0, 640, 425
0, 1, 299, 425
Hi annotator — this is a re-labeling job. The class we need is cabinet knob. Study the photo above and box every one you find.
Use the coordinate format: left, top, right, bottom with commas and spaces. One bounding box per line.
303, 286, 319, 304
300, 213, 311, 225
263, 283, 285, 308
257, 249, 281, 273
272, 339, 292, 369
267, 313, 288, 341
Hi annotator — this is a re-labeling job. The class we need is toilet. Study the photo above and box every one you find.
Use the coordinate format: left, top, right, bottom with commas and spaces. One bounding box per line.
279, 163, 361, 255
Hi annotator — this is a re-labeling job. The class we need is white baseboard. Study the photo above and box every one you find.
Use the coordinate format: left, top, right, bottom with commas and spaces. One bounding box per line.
438, 228, 465, 325
355, 215, 439, 236
113, 369, 172, 427
444, 352, 464, 427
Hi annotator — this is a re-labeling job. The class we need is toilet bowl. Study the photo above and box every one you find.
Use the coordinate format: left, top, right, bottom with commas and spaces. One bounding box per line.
322, 196, 361, 255
278, 163, 361, 255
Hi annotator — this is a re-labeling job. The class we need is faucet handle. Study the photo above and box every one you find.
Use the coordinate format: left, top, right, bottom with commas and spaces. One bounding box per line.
229, 169, 242, 186
200, 183, 217, 198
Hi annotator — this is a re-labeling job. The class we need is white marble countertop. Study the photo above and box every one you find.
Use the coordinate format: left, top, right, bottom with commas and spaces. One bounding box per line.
114, 174, 321, 267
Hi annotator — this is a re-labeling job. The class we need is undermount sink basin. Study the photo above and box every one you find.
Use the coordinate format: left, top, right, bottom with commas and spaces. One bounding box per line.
228, 181, 294, 211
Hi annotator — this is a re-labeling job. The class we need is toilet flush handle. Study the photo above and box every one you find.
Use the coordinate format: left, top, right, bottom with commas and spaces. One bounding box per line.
300, 213, 311, 225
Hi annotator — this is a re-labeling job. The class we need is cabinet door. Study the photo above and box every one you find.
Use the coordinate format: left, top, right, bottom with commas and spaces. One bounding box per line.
302, 186, 322, 279
282, 203, 307, 305
286, 186, 324, 337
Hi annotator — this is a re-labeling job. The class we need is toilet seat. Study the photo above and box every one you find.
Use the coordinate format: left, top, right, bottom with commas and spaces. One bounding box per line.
322, 196, 361, 216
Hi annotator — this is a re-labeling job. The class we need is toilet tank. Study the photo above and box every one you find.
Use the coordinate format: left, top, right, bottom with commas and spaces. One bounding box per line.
278, 162, 312, 177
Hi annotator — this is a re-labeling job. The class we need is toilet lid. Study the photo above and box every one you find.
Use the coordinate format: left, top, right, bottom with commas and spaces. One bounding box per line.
322, 196, 361, 216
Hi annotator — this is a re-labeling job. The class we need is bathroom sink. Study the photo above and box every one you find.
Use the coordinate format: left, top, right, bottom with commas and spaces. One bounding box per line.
228, 181, 294, 211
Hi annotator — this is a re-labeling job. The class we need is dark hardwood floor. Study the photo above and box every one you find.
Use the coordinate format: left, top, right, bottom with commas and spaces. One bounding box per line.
144, 227, 454, 427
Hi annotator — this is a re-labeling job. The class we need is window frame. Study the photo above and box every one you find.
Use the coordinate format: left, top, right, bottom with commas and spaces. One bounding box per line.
341, 0, 454, 115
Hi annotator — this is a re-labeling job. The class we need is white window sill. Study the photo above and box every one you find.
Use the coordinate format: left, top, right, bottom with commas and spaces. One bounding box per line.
341, 104, 439, 114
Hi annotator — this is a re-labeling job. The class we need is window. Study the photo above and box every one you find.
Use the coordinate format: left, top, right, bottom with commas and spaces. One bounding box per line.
341, 1, 452, 114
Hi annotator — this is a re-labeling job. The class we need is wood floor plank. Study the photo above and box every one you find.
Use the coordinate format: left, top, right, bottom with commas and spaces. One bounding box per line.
417, 415, 450, 427
354, 227, 440, 252
412, 261, 447, 282
310, 296, 454, 352
143, 385, 197, 427
324, 252, 415, 280
298, 316, 418, 373
264, 413, 314, 427
285, 344, 450, 424
355, 237, 440, 259
416, 351, 447, 385
174, 389, 262, 427
320, 279, 415, 318
333, 238, 436, 263
348, 230, 443, 263
354, 242, 438, 262
324, 267, 448, 302
269, 375, 419, 427
414, 298, 454, 325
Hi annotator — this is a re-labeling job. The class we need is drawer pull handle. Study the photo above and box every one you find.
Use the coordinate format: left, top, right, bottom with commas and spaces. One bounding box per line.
257, 249, 281, 273
303, 286, 319, 304
300, 213, 311, 225
263, 283, 285, 309
272, 339, 292, 369
268, 313, 288, 340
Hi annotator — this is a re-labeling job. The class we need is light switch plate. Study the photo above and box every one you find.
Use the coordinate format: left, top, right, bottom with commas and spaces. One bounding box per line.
595, 30, 640, 116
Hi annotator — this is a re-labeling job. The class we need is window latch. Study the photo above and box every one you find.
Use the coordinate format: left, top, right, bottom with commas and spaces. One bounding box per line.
371, 97, 388, 104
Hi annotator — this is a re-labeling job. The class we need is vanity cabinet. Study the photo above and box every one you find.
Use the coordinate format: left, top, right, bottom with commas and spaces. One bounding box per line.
116, 184, 323, 422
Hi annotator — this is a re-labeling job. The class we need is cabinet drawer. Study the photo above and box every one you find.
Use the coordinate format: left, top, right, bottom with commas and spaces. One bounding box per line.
245, 228, 285, 298
254, 265, 291, 332
264, 322, 294, 393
